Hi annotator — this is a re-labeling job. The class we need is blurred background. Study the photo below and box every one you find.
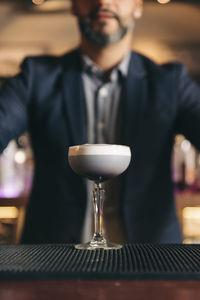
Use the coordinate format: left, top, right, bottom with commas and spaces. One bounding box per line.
0, 0, 199, 244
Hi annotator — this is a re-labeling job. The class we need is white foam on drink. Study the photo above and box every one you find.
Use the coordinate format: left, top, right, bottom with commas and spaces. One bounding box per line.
68, 144, 131, 156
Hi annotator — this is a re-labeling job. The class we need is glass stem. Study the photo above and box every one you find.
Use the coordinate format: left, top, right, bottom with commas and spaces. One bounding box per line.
92, 182, 105, 242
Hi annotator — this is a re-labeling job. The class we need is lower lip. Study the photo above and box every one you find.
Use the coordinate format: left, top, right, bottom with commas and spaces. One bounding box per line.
94, 14, 114, 21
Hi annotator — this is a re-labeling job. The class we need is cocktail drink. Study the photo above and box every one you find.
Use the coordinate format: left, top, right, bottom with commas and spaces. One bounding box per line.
68, 144, 131, 250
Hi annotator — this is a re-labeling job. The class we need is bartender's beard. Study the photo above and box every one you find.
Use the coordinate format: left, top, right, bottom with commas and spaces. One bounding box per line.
77, 8, 135, 46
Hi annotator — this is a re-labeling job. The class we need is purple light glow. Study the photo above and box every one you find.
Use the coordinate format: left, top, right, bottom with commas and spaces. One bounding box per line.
0, 187, 21, 198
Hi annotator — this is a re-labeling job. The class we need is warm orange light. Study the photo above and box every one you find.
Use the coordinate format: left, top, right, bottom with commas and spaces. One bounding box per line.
182, 207, 200, 240
32, 0, 45, 5
32, 0, 70, 12
183, 207, 200, 220
157, 0, 171, 4
0, 207, 19, 219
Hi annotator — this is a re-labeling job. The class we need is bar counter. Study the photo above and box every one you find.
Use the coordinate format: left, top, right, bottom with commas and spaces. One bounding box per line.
1, 280, 200, 300
0, 244, 200, 300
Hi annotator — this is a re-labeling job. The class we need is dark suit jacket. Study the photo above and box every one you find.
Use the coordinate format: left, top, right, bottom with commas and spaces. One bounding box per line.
0, 49, 200, 243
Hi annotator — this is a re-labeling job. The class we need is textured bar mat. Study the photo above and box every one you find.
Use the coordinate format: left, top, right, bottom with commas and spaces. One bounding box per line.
0, 244, 200, 280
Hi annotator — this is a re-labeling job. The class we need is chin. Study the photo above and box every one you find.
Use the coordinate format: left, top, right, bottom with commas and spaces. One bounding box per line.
79, 18, 128, 46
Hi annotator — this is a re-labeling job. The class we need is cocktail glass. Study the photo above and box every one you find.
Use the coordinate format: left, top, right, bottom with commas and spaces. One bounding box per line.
68, 144, 131, 250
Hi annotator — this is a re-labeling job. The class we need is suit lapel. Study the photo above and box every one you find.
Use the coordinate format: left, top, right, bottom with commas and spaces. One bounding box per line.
122, 52, 147, 147
121, 52, 148, 212
62, 50, 87, 146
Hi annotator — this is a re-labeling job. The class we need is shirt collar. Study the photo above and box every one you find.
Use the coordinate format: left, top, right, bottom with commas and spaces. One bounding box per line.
81, 51, 131, 82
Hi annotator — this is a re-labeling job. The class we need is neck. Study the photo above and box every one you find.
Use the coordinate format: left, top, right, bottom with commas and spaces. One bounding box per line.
80, 32, 132, 72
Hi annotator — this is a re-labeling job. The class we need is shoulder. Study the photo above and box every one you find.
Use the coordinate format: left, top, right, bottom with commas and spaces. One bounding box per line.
20, 48, 81, 72
129, 51, 192, 97
132, 50, 185, 73
130, 51, 185, 78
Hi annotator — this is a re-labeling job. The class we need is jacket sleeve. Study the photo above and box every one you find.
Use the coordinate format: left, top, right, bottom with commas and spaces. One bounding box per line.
0, 58, 32, 152
175, 65, 200, 150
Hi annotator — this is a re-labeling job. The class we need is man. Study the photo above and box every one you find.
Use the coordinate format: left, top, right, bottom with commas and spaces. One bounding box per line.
0, 0, 200, 244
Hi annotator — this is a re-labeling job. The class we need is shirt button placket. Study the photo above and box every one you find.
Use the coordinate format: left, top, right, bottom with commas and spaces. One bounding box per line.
98, 85, 109, 143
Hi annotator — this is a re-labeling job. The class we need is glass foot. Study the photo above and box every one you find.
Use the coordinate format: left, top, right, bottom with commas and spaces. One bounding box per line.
75, 241, 122, 250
